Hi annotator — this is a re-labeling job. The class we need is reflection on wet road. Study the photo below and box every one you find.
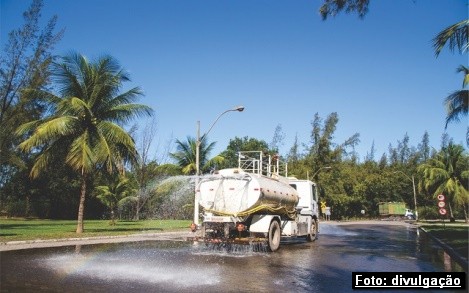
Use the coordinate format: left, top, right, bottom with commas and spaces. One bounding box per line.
1, 223, 464, 292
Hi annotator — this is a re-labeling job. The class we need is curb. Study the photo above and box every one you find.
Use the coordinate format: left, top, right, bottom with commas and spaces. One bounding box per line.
0, 231, 190, 251
2, 235, 127, 246
419, 226, 468, 271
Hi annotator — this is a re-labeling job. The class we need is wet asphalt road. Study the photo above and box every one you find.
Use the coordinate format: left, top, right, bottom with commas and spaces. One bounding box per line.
0, 222, 464, 292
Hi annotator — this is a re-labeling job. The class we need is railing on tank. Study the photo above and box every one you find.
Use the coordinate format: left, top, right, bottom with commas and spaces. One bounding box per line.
237, 151, 288, 177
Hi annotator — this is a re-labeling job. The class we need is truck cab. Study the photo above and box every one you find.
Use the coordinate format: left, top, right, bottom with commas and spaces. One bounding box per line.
289, 178, 319, 217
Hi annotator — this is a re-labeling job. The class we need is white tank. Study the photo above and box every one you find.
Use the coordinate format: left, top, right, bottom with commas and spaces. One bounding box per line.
197, 168, 299, 217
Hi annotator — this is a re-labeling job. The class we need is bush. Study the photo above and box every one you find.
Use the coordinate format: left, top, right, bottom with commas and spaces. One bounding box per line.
418, 206, 439, 219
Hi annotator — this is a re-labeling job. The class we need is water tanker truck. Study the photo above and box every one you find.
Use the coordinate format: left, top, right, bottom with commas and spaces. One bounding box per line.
194, 151, 319, 251
378, 202, 414, 220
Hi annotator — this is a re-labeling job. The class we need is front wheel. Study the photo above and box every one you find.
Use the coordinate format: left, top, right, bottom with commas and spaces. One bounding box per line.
306, 218, 318, 242
267, 220, 281, 252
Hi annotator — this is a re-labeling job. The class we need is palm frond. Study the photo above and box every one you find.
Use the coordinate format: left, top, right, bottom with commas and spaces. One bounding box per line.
444, 90, 469, 128
97, 121, 136, 148
106, 87, 144, 106
433, 19, 469, 57
95, 127, 115, 173
18, 116, 78, 152
105, 104, 153, 124
53, 55, 86, 99
15, 119, 42, 137
65, 131, 95, 174
30, 147, 53, 178
456, 65, 469, 88
22, 88, 61, 105
118, 196, 138, 207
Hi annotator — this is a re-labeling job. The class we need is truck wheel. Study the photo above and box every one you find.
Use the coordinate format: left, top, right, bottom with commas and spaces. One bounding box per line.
306, 218, 318, 242
267, 220, 281, 252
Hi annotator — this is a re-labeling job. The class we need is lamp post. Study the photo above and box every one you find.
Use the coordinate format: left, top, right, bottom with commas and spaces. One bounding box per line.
309, 166, 332, 180
393, 171, 418, 221
194, 105, 244, 225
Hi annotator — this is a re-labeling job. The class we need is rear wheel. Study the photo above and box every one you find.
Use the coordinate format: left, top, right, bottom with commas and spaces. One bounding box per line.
306, 218, 318, 242
267, 220, 281, 252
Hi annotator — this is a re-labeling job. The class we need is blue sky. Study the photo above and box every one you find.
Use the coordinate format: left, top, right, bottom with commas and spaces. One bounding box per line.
1, 0, 467, 162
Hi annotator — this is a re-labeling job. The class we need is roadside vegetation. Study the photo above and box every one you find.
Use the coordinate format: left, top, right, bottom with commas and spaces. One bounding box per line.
421, 223, 469, 260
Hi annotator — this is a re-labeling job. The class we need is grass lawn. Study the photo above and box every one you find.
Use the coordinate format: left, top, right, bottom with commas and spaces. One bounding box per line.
0, 218, 192, 242
421, 224, 468, 260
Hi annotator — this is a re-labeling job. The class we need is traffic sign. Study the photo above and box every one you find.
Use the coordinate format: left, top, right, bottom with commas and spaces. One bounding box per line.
438, 201, 446, 208
439, 208, 447, 216
437, 194, 445, 201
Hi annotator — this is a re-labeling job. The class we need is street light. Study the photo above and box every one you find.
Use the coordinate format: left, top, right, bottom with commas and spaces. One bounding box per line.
393, 171, 418, 221
309, 166, 332, 180
194, 105, 244, 225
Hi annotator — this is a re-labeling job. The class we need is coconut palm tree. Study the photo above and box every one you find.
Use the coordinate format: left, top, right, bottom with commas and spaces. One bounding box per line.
418, 143, 469, 222
433, 20, 469, 145
94, 175, 138, 225
16, 52, 152, 233
169, 136, 224, 175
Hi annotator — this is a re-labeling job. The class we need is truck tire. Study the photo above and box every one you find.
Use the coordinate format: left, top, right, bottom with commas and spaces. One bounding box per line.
306, 218, 318, 242
267, 220, 281, 252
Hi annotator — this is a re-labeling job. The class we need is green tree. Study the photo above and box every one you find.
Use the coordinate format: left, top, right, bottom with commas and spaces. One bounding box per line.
170, 136, 223, 175
0, 0, 63, 193
307, 112, 343, 170
219, 136, 270, 169
417, 131, 431, 162
418, 143, 469, 221
269, 124, 285, 154
16, 52, 152, 233
94, 175, 137, 225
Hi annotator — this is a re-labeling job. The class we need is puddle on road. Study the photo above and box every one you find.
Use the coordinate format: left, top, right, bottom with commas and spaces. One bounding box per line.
319, 223, 359, 236
40, 242, 223, 288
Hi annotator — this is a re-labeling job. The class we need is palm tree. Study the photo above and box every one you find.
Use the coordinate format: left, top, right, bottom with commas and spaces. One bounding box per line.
433, 20, 469, 145
418, 143, 469, 222
169, 136, 224, 175
16, 52, 152, 233
94, 175, 137, 225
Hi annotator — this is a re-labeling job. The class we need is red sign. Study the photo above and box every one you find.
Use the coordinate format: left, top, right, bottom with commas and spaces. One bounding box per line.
437, 194, 445, 201
439, 208, 447, 216
438, 201, 446, 208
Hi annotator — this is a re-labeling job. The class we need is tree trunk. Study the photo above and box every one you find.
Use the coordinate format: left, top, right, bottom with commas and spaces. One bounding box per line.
135, 191, 140, 221
448, 202, 455, 222
464, 204, 468, 223
25, 194, 31, 218
110, 209, 116, 225
76, 175, 87, 233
